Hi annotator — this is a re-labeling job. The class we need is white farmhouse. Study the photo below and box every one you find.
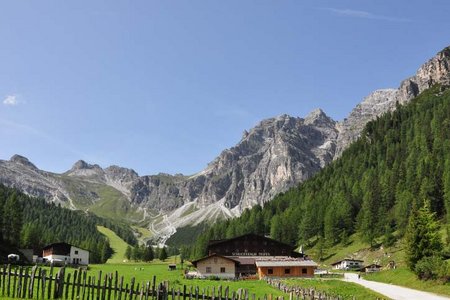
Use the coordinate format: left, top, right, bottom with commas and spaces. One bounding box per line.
191, 254, 239, 279
42, 242, 89, 265
330, 259, 363, 270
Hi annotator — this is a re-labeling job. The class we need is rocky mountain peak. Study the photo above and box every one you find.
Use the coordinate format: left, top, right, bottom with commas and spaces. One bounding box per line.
105, 165, 139, 178
70, 160, 102, 171
304, 108, 335, 126
9, 154, 38, 170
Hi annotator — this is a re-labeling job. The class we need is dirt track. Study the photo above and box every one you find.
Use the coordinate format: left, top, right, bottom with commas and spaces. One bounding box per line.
344, 273, 450, 300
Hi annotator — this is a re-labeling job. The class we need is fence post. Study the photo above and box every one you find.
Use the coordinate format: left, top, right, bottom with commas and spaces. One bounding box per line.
129, 277, 135, 300
29, 265, 38, 299
114, 271, 118, 300
41, 269, 47, 300
54, 266, 65, 299
144, 281, 150, 300
118, 276, 124, 300
101, 274, 107, 300
151, 276, 156, 300
107, 273, 113, 300
17, 266, 23, 298
12, 266, 18, 298
82, 269, 87, 300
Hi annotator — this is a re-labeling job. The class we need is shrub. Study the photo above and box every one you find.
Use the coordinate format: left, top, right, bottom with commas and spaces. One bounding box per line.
414, 256, 449, 282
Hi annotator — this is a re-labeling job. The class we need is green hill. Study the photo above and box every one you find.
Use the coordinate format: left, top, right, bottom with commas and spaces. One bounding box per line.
97, 226, 131, 264
191, 85, 450, 260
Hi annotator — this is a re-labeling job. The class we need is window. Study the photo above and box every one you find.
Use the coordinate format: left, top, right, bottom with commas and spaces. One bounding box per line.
284, 268, 290, 274
220, 267, 226, 273
302, 268, 307, 274
268, 268, 273, 275
206, 267, 211, 273
75, 250, 78, 255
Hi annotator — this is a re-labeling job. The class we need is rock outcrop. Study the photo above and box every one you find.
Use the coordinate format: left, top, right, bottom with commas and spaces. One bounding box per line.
334, 46, 450, 157
0, 46, 449, 241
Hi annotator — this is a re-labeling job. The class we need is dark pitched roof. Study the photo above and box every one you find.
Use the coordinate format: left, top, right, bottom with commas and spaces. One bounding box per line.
43, 242, 71, 255
190, 253, 240, 267
43, 242, 89, 253
208, 233, 296, 250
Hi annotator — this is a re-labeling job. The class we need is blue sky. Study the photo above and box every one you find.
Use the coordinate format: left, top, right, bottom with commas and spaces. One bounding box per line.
0, 0, 449, 175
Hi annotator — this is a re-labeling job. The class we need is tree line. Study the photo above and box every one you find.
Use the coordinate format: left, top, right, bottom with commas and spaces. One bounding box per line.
124, 245, 169, 262
189, 85, 450, 280
0, 184, 137, 263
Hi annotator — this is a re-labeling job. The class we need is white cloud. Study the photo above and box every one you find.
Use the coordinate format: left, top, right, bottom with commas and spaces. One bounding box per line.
2, 95, 21, 106
322, 8, 411, 22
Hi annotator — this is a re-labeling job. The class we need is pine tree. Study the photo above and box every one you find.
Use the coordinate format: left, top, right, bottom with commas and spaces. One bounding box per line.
159, 247, 168, 261
143, 246, 154, 262
405, 200, 443, 270
125, 245, 132, 260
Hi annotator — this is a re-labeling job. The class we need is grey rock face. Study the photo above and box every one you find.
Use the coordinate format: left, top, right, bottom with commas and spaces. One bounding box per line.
335, 89, 398, 157
334, 46, 450, 158
123, 112, 338, 212
0, 46, 449, 233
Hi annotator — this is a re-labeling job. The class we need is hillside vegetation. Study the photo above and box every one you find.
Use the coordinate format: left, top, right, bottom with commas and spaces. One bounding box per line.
97, 226, 131, 264
191, 85, 450, 260
0, 184, 137, 263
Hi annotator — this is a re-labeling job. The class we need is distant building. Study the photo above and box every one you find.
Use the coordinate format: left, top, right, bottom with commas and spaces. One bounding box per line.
191, 234, 317, 279
359, 264, 382, 273
18, 249, 33, 262
331, 259, 363, 270
42, 242, 89, 265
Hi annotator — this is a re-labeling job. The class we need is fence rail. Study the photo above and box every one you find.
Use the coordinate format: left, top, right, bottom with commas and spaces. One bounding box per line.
1, 265, 352, 300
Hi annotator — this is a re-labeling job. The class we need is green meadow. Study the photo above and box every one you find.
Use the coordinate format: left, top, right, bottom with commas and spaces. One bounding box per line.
94, 225, 285, 298
283, 279, 387, 300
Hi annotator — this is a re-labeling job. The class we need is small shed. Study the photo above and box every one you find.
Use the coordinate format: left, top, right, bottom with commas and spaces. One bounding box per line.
359, 264, 382, 273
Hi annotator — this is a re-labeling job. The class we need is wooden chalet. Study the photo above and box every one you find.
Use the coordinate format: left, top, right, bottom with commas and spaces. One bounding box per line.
255, 258, 317, 278
207, 233, 303, 258
191, 234, 317, 279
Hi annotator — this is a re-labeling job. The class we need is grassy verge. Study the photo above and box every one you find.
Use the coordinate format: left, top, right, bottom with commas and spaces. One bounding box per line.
365, 267, 450, 296
283, 278, 387, 300
97, 226, 130, 264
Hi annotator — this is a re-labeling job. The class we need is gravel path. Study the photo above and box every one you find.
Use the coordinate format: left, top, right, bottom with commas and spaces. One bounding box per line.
344, 273, 450, 300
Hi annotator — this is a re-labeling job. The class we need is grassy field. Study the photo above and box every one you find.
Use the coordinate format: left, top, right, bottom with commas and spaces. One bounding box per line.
365, 267, 450, 297
283, 278, 387, 300
97, 225, 130, 264
36, 262, 287, 298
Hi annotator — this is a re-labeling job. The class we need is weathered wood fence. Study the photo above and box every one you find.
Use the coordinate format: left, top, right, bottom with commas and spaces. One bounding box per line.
266, 279, 386, 300
1, 265, 364, 300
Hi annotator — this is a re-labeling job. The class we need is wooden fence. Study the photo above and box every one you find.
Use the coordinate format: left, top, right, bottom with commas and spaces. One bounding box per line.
0, 265, 359, 300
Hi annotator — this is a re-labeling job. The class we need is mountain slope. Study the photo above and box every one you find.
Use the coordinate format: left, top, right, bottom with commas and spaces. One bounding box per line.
192, 84, 450, 258
335, 46, 450, 157
0, 46, 449, 244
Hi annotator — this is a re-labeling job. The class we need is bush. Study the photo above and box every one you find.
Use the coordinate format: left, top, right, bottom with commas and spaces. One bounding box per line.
415, 256, 449, 282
